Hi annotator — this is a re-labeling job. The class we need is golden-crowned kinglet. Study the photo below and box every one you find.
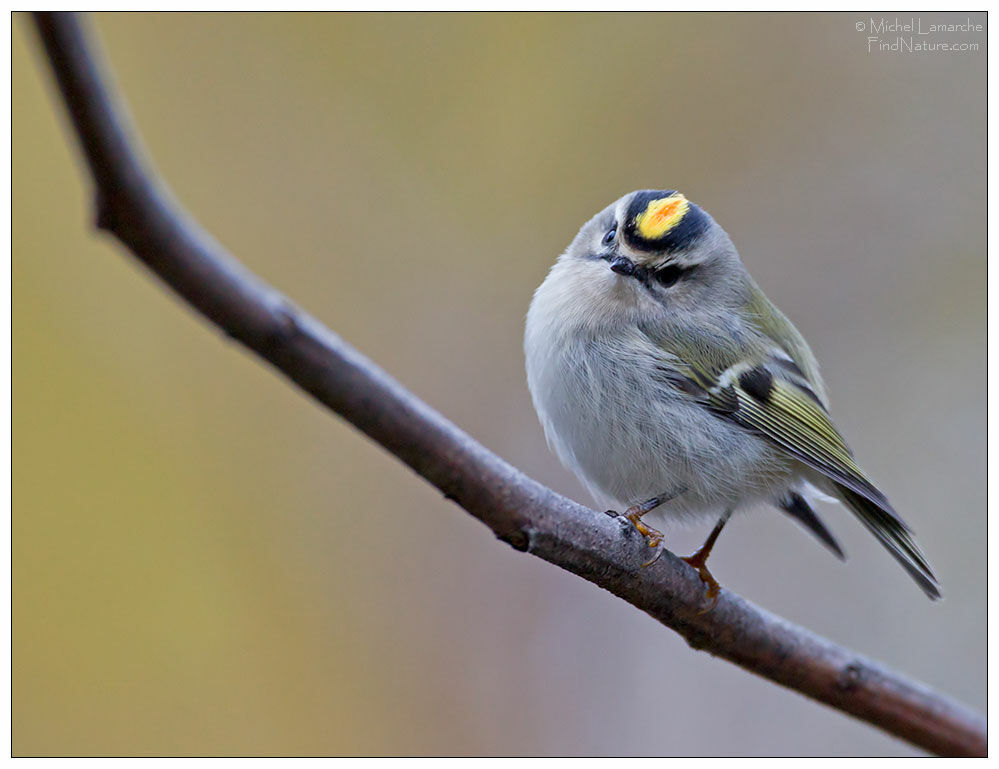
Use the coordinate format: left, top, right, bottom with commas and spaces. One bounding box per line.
524, 190, 939, 600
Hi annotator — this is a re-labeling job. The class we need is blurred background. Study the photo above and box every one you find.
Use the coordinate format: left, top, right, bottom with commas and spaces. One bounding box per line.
13, 12, 985, 757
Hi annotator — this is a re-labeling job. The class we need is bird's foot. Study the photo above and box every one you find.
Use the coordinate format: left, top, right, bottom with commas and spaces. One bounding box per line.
625, 509, 665, 550
606, 502, 667, 567
681, 549, 721, 611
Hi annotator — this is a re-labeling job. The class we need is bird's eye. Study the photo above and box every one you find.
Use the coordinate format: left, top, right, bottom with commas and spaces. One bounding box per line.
602, 226, 617, 245
653, 263, 691, 288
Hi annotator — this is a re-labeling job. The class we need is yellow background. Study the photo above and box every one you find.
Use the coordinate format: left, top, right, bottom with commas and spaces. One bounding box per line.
14, 12, 985, 756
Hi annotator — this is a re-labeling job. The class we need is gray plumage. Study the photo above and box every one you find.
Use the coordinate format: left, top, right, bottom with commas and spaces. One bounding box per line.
524, 190, 939, 599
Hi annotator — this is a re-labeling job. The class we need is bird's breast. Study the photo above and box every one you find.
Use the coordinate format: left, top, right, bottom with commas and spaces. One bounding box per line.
525, 323, 792, 516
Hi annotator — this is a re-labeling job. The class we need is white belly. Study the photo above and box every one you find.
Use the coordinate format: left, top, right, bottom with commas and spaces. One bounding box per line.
525, 328, 794, 523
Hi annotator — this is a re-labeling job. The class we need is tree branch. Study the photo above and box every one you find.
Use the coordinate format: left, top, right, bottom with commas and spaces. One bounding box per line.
29, 12, 985, 757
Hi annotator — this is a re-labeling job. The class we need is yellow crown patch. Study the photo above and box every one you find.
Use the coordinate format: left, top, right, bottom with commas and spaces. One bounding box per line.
635, 194, 689, 240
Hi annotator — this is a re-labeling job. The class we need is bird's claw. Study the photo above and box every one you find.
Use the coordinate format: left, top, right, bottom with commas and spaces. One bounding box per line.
608, 506, 667, 566
641, 539, 666, 567
627, 513, 665, 548
682, 552, 722, 612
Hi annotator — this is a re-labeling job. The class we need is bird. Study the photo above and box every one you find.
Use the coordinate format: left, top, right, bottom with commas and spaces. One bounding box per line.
524, 189, 940, 602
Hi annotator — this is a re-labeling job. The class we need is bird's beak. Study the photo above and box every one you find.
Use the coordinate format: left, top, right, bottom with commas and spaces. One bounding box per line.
609, 255, 636, 277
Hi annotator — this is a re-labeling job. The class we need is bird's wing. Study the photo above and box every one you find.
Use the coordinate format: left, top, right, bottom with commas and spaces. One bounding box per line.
668, 356, 940, 598
680, 358, 898, 518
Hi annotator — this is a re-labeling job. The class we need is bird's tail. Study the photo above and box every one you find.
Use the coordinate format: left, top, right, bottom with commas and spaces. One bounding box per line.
779, 491, 845, 560
835, 485, 941, 600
